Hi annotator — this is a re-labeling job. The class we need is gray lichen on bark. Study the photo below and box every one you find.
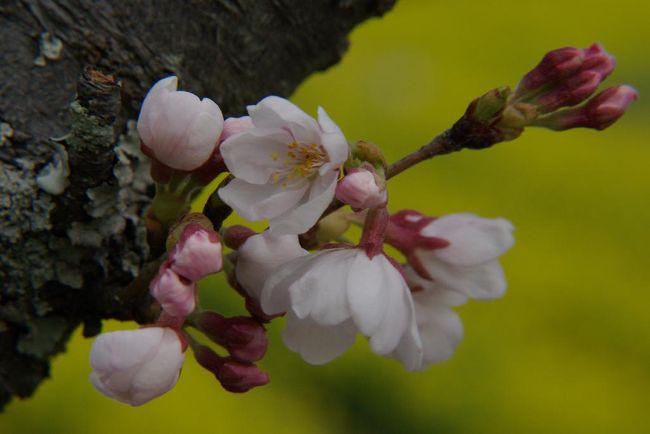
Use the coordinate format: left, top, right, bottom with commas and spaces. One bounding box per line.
0, 0, 396, 410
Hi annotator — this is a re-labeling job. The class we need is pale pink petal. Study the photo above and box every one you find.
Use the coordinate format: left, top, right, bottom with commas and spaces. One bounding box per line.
129, 329, 185, 405
219, 178, 309, 221
261, 253, 326, 315
90, 328, 163, 372
421, 214, 514, 266
390, 319, 424, 371
152, 91, 203, 163
221, 116, 254, 141
282, 313, 357, 365
288, 249, 355, 325
365, 255, 411, 355
419, 257, 507, 299
137, 76, 178, 146
220, 128, 294, 184
269, 171, 337, 235
248, 96, 320, 145
317, 107, 348, 170
236, 232, 308, 300
412, 291, 464, 365
346, 253, 411, 355
163, 99, 223, 171
403, 266, 468, 306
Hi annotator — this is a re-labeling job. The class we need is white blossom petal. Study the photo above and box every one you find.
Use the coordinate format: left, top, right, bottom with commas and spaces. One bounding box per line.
317, 107, 349, 170
237, 232, 308, 300
249, 96, 320, 145
282, 314, 357, 365
219, 178, 309, 222
269, 170, 337, 235
220, 128, 295, 184
348, 253, 410, 355
412, 291, 464, 366
288, 249, 355, 325
419, 257, 507, 299
422, 214, 514, 266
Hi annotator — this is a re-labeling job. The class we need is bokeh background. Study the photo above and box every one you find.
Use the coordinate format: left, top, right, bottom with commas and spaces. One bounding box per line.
3, 0, 649, 433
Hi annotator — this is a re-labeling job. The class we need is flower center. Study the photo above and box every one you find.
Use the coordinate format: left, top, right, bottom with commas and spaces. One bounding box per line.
270, 142, 327, 186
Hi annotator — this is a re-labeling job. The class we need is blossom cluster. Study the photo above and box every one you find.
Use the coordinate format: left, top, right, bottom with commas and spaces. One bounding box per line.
88, 43, 636, 406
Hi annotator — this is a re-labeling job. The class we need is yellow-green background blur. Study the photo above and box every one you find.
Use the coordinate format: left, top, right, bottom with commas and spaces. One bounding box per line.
3, 1, 649, 433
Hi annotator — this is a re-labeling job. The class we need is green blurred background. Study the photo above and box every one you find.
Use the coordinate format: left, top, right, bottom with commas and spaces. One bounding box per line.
3, 0, 649, 433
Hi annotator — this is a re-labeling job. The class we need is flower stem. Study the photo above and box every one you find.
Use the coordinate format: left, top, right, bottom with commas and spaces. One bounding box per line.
385, 130, 460, 179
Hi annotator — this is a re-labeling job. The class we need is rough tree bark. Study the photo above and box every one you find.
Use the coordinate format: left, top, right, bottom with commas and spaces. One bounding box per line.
0, 0, 396, 410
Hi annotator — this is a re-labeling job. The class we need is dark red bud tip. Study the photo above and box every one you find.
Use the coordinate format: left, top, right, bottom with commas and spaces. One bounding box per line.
582, 43, 616, 80
584, 85, 639, 130
193, 344, 225, 373
217, 360, 270, 393
197, 312, 268, 362
517, 46, 585, 92
535, 70, 601, 113
223, 225, 256, 250
532, 85, 638, 131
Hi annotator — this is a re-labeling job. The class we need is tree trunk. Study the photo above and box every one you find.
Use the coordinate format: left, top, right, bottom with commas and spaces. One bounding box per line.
0, 0, 396, 409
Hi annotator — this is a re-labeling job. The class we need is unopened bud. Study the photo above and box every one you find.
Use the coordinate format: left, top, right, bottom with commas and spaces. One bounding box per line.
168, 220, 223, 282
150, 265, 197, 318
514, 44, 616, 113
221, 116, 254, 141
472, 86, 510, 123
533, 85, 638, 131
347, 140, 387, 172
516, 46, 586, 93
535, 70, 602, 113
196, 311, 268, 362
336, 167, 387, 210
193, 345, 269, 393
137, 76, 224, 171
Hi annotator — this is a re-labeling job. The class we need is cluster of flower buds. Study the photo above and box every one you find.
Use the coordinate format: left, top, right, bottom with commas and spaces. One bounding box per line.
460, 44, 637, 147
89, 212, 269, 405
89, 42, 637, 406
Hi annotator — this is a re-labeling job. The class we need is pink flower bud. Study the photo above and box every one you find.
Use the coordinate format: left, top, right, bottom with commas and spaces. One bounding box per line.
150, 265, 197, 317
336, 169, 387, 210
169, 223, 223, 281
581, 85, 639, 130
517, 46, 586, 92
137, 76, 224, 171
196, 311, 268, 362
89, 327, 186, 406
514, 44, 617, 113
193, 345, 269, 393
534, 85, 639, 131
220, 116, 254, 142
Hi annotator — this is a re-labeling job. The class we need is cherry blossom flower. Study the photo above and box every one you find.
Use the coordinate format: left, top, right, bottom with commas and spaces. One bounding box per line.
90, 327, 186, 406
388, 211, 514, 299
261, 247, 421, 365
218, 96, 348, 235
335, 168, 387, 210
137, 76, 224, 171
